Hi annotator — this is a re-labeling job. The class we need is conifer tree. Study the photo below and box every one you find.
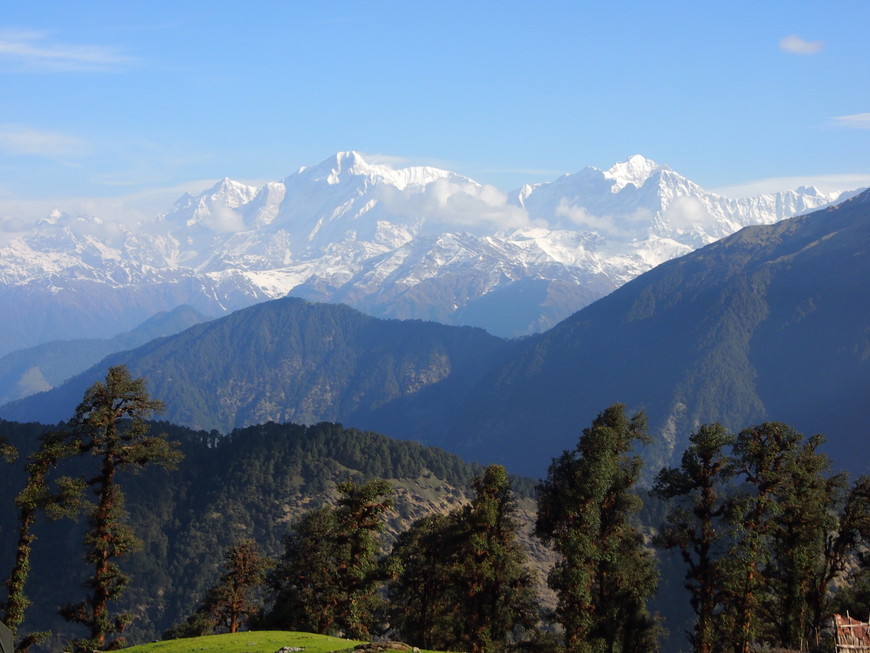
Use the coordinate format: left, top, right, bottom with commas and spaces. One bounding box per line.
719, 422, 846, 653
205, 539, 271, 634
823, 477, 870, 624
387, 465, 537, 652
264, 479, 393, 639
167, 538, 272, 638
652, 423, 733, 653
767, 432, 842, 649
536, 404, 659, 653
451, 465, 537, 652
3, 431, 84, 651
331, 479, 394, 638
386, 513, 456, 648
719, 422, 797, 653
60, 365, 181, 652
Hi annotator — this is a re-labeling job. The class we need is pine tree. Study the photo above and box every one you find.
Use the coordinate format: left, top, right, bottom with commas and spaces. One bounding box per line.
387, 465, 537, 652
265, 506, 342, 634
264, 479, 393, 638
536, 404, 659, 653
167, 538, 272, 638
767, 432, 842, 649
451, 465, 538, 652
823, 477, 870, 624
331, 479, 394, 638
652, 423, 733, 653
3, 431, 84, 651
60, 365, 182, 652
386, 513, 456, 649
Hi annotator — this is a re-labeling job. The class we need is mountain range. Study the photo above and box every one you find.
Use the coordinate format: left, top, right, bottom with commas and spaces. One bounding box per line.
1, 152, 855, 361
5, 189, 869, 479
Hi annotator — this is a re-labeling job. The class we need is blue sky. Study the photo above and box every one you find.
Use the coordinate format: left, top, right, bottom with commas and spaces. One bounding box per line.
1, 1, 869, 221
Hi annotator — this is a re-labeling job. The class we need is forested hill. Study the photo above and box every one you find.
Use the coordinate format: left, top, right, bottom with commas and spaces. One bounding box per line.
0, 418, 525, 647
0, 298, 511, 434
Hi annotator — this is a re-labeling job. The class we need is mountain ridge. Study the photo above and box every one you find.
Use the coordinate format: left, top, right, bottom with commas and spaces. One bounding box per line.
3, 190, 869, 479
0, 152, 857, 356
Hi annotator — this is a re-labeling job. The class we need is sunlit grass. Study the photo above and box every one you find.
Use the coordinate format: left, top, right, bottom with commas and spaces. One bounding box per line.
121, 630, 364, 653
120, 630, 453, 653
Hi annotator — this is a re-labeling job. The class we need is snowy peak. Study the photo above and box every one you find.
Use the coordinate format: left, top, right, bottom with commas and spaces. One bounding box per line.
604, 155, 671, 192
296, 151, 458, 192
203, 178, 259, 207
0, 151, 860, 355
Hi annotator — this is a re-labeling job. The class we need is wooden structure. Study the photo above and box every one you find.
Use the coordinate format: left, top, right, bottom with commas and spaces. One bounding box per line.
835, 613, 870, 653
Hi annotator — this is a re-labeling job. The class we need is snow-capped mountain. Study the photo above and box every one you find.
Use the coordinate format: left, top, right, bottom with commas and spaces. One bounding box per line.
0, 152, 856, 357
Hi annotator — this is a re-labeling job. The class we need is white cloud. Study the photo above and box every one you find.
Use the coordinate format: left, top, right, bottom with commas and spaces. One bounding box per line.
0, 29, 134, 72
662, 196, 714, 230
556, 201, 618, 234
779, 34, 824, 55
555, 199, 652, 239
196, 201, 246, 232
0, 124, 86, 157
377, 178, 530, 231
830, 113, 870, 130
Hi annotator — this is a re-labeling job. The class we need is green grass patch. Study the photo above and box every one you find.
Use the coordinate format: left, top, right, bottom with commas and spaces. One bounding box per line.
121, 631, 453, 653
121, 630, 364, 653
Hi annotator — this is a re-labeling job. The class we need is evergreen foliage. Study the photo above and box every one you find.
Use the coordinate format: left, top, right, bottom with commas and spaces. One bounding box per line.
387, 465, 537, 652
386, 513, 455, 648
58, 366, 182, 652
536, 404, 660, 653
655, 422, 870, 653
652, 424, 733, 653
167, 539, 272, 638
828, 477, 870, 619
262, 480, 394, 639
4, 390, 869, 653
0, 417, 491, 646
0, 435, 15, 464
3, 430, 84, 651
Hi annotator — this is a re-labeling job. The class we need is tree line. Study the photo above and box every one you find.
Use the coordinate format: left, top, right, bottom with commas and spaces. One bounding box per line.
1, 366, 869, 653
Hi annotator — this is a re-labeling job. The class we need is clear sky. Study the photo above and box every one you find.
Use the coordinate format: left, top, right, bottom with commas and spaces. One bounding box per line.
1, 1, 869, 222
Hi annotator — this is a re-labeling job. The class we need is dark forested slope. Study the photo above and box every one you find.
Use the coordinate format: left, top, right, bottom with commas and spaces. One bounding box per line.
443, 189, 870, 477
0, 299, 511, 437
0, 418, 499, 646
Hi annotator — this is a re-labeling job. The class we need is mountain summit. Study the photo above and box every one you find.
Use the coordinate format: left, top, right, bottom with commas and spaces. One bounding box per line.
604, 154, 670, 191
0, 153, 857, 356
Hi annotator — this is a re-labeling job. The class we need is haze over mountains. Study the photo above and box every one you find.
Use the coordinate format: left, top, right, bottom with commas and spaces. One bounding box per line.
0, 305, 207, 405
5, 189, 869, 479
1, 152, 854, 360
